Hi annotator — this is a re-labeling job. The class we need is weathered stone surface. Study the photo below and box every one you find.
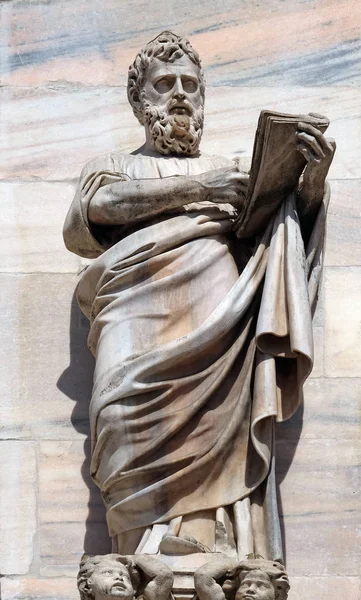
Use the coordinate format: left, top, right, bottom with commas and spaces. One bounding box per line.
278, 377, 361, 441
1, 577, 77, 599
0, 441, 37, 575
325, 180, 361, 267
276, 438, 361, 576
0, 274, 94, 440
0, 85, 358, 180
0, 182, 79, 273
289, 577, 361, 600
39, 440, 110, 576
324, 267, 361, 377
1, 0, 360, 87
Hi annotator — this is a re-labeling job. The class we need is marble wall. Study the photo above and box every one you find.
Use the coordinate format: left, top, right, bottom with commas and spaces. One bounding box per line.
1, 1, 360, 598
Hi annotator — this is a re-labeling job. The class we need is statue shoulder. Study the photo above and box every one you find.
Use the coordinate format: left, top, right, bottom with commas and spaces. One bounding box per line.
79, 151, 132, 181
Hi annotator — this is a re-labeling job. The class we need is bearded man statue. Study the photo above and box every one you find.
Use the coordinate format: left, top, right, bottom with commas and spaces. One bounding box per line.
63, 31, 334, 564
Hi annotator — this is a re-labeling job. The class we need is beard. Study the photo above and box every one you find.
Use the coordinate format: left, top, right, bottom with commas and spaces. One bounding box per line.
142, 96, 204, 156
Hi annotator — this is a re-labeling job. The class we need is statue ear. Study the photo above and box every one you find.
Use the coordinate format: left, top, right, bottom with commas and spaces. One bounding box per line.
128, 87, 143, 112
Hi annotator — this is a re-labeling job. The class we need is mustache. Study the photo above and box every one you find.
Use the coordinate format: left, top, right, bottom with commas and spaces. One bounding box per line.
167, 98, 194, 116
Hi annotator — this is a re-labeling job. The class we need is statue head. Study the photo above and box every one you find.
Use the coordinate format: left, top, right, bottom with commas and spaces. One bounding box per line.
128, 31, 205, 156
77, 554, 141, 600
233, 560, 289, 600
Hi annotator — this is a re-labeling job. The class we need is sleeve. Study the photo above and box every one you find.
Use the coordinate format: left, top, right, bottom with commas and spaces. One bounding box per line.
63, 154, 130, 258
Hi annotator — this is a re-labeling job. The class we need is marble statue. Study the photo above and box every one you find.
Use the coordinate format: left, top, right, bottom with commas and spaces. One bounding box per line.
63, 31, 335, 597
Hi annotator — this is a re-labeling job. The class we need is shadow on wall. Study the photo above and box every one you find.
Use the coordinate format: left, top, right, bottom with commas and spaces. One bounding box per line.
275, 401, 304, 566
57, 291, 111, 556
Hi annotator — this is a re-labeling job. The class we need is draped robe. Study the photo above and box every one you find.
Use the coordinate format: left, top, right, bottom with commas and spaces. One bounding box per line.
63, 151, 328, 560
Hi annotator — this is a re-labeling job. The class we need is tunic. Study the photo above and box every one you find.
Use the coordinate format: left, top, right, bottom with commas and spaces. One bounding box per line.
63, 151, 328, 559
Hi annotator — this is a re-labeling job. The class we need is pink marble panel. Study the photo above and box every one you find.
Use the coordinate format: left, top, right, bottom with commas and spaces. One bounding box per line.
324, 267, 361, 377
325, 180, 361, 267
289, 577, 361, 600
39, 440, 110, 576
277, 377, 361, 441
1, 85, 359, 180
1, 577, 77, 599
0, 273, 94, 440
276, 438, 361, 576
1, 0, 360, 87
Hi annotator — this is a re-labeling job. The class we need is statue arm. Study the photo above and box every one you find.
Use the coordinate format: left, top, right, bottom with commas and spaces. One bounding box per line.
87, 166, 248, 226
194, 558, 238, 600
132, 555, 173, 600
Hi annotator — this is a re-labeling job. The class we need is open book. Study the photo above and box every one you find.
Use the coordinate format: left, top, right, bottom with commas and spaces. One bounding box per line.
233, 110, 329, 237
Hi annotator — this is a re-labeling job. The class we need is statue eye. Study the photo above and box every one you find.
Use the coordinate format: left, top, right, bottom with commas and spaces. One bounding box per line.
154, 78, 173, 93
182, 78, 198, 93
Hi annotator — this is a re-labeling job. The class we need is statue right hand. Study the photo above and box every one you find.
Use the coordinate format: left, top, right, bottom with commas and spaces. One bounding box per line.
197, 165, 249, 206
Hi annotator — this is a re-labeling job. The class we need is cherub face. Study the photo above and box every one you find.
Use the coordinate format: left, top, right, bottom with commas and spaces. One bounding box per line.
88, 562, 134, 600
235, 571, 275, 600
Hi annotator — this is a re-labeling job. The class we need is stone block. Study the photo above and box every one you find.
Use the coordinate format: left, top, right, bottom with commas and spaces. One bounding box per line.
39, 440, 110, 576
277, 377, 361, 441
289, 577, 361, 600
324, 267, 361, 377
276, 439, 361, 576
1, 577, 77, 599
0, 85, 359, 180
0, 441, 37, 575
0, 274, 94, 440
325, 180, 361, 267
2, 0, 360, 87
0, 181, 79, 273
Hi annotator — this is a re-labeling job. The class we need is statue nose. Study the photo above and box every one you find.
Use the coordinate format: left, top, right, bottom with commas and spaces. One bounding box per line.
174, 89, 185, 100
173, 78, 185, 99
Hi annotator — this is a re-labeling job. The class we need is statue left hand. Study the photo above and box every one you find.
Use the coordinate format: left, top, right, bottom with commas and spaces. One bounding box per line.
296, 117, 336, 206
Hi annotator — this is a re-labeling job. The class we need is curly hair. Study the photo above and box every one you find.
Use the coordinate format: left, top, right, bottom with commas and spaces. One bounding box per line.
128, 30, 205, 125
77, 554, 141, 600
233, 560, 290, 600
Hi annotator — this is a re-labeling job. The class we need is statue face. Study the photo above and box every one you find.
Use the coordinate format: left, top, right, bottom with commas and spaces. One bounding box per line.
236, 571, 275, 600
143, 53, 203, 115
88, 562, 134, 600
140, 54, 204, 155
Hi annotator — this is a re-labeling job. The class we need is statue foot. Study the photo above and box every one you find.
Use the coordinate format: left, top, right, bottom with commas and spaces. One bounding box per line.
159, 533, 210, 555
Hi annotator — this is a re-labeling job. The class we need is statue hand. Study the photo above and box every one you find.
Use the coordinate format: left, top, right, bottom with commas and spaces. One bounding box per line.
197, 165, 249, 206
296, 119, 336, 205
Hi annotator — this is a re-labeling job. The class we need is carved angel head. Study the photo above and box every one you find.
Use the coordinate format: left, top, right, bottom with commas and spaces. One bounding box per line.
232, 560, 290, 600
77, 554, 141, 600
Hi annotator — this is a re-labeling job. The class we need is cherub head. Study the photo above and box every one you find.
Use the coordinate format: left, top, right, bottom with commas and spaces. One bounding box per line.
77, 554, 141, 600
233, 561, 289, 600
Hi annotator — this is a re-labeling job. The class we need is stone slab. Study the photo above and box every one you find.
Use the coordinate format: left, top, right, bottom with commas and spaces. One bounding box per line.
39, 440, 110, 576
289, 577, 361, 600
277, 377, 361, 441
0, 181, 80, 273
0, 85, 359, 180
324, 267, 361, 377
0, 441, 37, 575
1, 577, 77, 599
0, 273, 94, 440
1, 0, 360, 87
276, 438, 361, 576
325, 180, 361, 267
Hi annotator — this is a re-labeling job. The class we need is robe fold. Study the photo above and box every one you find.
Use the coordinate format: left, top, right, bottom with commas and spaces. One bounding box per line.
63, 152, 329, 559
